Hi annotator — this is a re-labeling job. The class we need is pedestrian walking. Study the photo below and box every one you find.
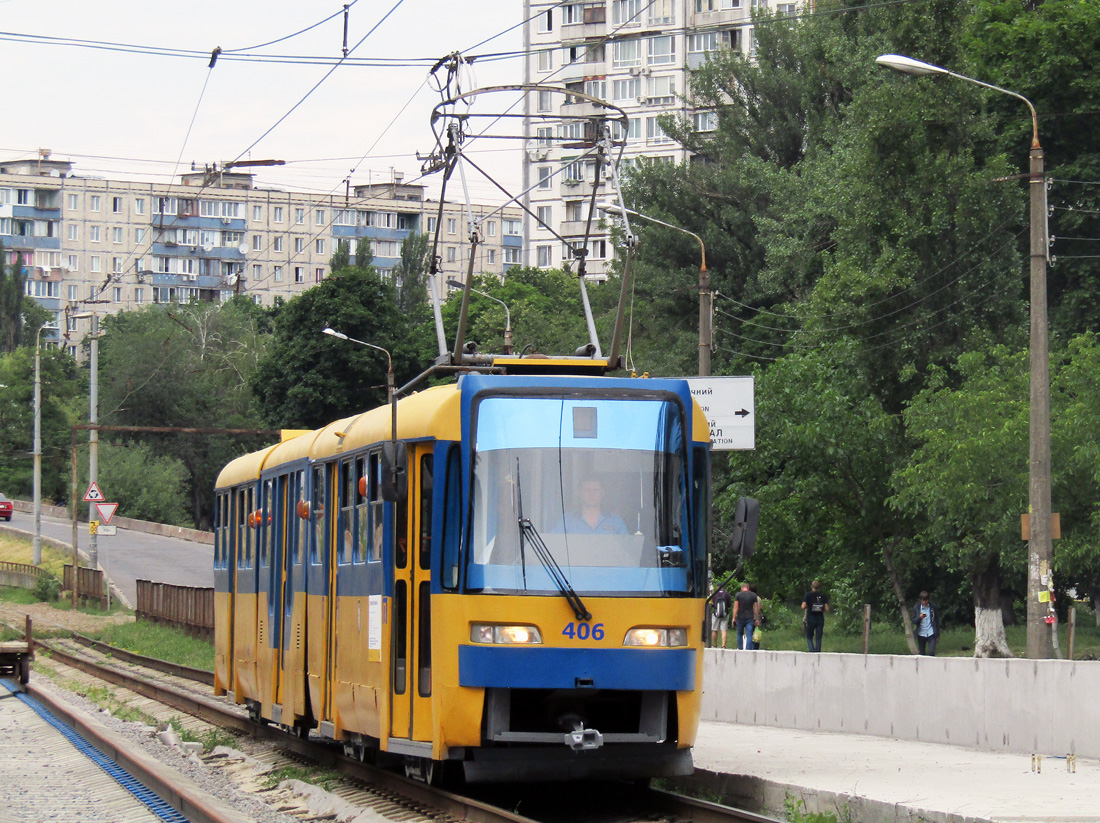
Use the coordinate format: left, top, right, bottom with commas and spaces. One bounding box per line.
911, 591, 940, 656
731, 583, 760, 651
801, 580, 831, 652
709, 586, 732, 648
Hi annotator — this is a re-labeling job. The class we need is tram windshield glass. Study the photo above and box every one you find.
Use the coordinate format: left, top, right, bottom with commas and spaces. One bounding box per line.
468, 394, 693, 596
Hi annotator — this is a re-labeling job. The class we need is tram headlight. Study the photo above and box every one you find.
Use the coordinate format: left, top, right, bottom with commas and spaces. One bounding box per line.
470, 623, 543, 644
623, 627, 688, 647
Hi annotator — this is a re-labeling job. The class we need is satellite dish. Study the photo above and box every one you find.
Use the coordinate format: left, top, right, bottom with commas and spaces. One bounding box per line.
202, 242, 214, 252
226, 274, 239, 286
238, 244, 248, 255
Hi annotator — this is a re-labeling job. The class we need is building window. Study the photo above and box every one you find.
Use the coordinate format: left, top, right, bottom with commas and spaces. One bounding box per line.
537, 8, 552, 32
67, 194, 79, 211
315, 267, 324, 282
589, 239, 607, 259
68, 284, 78, 300
135, 287, 145, 304
112, 227, 123, 243
693, 111, 718, 132
294, 237, 305, 253
503, 218, 521, 236
313, 209, 324, 225
68, 224, 79, 241
427, 216, 437, 233
566, 201, 585, 222
646, 116, 671, 143
252, 205, 263, 221
689, 32, 718, 54
112, 197, 123, 214
295, 207, 305, 224
536, 205, 553, 228
253, 264, 262, 281
504, 247, 522, 264
274, 265, 283, 282
251, 235, 262, 251
777, 2, 795, 14
612, 39, 641, 68
487, 249, 496, 265
273, 206, 284, 223
537, 89, 553, 112
648, 0, 674, 24
538, 166, 553, 189
113, 257, 123, 273
89, 225, 101, 243
135, 227, 146, 243
315, 239, 325, 254
486, 220, 497, 237
613, 77, 641, 101
696, 0, 717, 9
113, 286, 122, 302
562, 3, 582, 24
648, 35, 675, 65
537, 49, 552, 72
563, 160, 585, 182
612, 0, 641, 25
274, 236, 284, 252
647, 74, 676, 104
446, 247, 457, 263
90, 256, 101, 273
585, 79, 606, 101
536, 245, 552, 268
295, 266, 305, 283
134, 198, 145, 215
447, 218, 457, 234
90, 195, 101, 212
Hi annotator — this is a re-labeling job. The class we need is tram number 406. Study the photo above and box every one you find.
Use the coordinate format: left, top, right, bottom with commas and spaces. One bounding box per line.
562, 622, 604, 640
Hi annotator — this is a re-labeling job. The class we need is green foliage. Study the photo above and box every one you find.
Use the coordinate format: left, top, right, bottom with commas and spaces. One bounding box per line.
85, 620, 215, 671
34, 573, 61, 602
83, 441, 191, 526
251, 264, 410, 428
393, 232, 431, 316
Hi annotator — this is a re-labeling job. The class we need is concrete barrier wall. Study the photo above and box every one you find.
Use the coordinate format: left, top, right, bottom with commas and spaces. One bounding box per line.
703, 649, 1100, 759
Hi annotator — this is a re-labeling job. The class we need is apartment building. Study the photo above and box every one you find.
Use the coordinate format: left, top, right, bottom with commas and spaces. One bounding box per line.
2, 154, 522, 352
522, 0, 801, 277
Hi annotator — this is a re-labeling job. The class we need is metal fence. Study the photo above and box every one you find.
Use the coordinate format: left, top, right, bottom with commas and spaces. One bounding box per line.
135, 580, 214, 642
0, 561, 50, 591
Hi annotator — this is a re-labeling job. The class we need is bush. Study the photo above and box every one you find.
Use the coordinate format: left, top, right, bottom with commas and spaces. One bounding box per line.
34, 573, 61, 602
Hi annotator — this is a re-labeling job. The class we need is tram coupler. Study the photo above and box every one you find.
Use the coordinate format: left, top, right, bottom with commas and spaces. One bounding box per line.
565, 728, 603, 751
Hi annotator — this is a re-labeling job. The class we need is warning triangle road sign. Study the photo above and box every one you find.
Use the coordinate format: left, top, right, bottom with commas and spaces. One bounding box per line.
83, 482, 105, 503
95, 502, 119, 525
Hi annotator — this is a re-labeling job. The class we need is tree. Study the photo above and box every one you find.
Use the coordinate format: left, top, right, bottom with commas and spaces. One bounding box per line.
251, 264, 411, 429
393, 233, 431, 316
0, 247, 48, 354
97, 300, 272, 528
890, 347, 1028, 657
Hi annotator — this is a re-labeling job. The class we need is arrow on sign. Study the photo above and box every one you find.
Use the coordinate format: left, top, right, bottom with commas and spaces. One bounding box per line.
95, 502, 119, 525
83, 482, 105, 502
734, 409, 751, 418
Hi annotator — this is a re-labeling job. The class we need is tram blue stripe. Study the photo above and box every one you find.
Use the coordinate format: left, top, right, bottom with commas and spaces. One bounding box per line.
458, 646, 696, 690
3, 681, 190, 823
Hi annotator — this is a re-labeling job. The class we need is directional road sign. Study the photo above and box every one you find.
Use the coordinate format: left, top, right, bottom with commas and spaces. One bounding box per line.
95, 502, 119, 525
83, 482, 105, 503
685, 376, 755, 451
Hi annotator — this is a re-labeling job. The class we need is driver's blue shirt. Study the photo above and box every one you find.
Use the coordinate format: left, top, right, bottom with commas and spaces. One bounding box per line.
559, 511, 629, 535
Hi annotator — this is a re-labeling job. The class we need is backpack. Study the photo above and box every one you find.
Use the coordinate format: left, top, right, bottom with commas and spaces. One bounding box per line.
714, 597, 728, 619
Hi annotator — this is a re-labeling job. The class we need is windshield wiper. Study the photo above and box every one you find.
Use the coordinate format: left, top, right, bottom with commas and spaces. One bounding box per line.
515, 459, 591, 621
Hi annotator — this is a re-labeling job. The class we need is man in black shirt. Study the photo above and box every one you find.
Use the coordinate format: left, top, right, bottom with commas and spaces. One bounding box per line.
801, 580, 831, 652
731, 583, 760, 650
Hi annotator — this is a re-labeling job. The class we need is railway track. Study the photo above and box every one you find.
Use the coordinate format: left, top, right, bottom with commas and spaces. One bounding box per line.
25, 632, 780, 823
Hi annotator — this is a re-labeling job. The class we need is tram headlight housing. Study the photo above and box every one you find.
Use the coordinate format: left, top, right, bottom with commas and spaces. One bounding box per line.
470, 623, 543, 644
623, 627, 688, 647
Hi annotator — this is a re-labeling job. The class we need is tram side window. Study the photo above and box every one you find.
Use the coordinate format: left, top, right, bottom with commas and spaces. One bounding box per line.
692, 445, 709, 591
215, 493, 226, 569
338, 460, 354, 565
354, 456, 368, 564
311, 466, 325, 566
419, 455, 433, 571
369, 452, 383, 562
295, 471, 307, 566
440, 445, 461, 590
260, 478, 273, 568
237, 488, 254, 570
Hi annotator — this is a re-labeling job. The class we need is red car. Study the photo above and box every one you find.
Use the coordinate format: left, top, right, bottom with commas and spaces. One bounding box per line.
0, 494, 12, 521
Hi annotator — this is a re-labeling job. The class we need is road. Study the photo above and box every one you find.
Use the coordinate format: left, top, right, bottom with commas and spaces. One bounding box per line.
5, 509, 213, 606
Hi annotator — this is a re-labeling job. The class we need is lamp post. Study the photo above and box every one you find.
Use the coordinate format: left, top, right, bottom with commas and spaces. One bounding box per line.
322, 327, 393, 405
445, 279, 513, 355
71, 311, 100, 569
877, 54, 1052, 659
32, 324, 55, 565
597, 203, 711, 376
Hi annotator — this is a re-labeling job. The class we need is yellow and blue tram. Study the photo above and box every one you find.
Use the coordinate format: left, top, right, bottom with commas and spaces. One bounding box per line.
215, 364, 711, 782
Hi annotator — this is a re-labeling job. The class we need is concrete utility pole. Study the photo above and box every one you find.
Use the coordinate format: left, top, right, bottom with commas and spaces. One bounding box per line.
877, 54, 1053, 658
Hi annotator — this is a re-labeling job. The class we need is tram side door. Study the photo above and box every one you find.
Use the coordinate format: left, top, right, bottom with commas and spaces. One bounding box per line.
390, 446, 434, 744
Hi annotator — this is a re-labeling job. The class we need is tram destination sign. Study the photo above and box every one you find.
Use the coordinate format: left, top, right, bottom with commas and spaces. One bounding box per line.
685, 376, 755, 451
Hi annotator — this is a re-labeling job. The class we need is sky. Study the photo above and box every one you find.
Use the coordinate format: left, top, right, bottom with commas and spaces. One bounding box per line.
0, 0, 526, 203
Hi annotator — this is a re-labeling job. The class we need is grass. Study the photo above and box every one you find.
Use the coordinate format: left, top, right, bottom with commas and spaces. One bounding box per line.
261, 765, 343, 792
0, 532, 71, 581
84, 621, 215, 671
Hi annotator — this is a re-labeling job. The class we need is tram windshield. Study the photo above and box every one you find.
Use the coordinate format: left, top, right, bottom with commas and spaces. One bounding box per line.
468, 394, 693, 596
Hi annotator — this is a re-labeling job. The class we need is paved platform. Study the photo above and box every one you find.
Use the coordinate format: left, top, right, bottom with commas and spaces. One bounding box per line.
691, 720, 1097, 823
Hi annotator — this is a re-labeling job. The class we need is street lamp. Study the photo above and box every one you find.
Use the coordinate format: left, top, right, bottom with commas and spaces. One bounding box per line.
32, 324, 56, 565
445, 279, 513, 355
597, 203, 712, 376
322, 327, 394, 404
877, 54, 1052, 659
71, 311, 101, 570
